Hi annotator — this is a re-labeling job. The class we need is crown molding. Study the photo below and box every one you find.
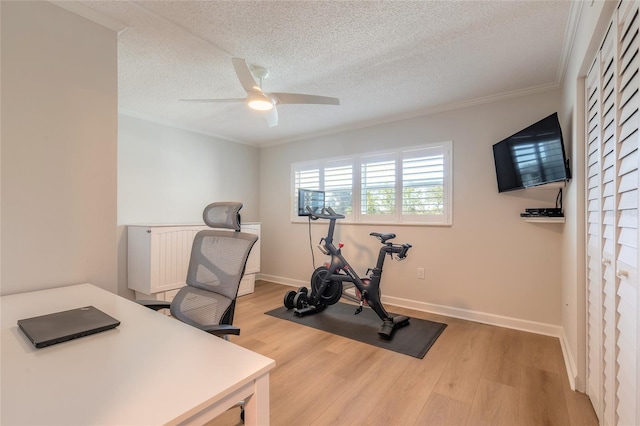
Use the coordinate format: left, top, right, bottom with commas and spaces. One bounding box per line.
49, 1, 128, 34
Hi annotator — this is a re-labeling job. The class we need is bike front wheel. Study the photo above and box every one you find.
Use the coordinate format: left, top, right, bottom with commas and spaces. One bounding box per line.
310, 266, 343, 305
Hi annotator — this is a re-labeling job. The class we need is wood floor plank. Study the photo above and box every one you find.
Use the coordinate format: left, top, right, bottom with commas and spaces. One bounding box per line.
414, 391, 471, 425
270, 346, 353, 425
362, 321, 460, 425
519, 366, 571, 426
521, 331, 562, 374
205, 281, 597, 426
466, 378, 519, 426
563, 389, 600, 426
309, 349, 410, 426
432, 321, 495, 403
552, 336, 600, 426
481, 326, 524, 387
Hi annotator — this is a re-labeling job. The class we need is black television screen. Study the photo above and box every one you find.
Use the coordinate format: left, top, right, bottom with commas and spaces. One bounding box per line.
298, 189, 325, 216
492, 112, 570, 193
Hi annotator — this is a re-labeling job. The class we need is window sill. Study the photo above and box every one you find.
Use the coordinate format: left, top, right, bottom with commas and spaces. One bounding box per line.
291, 219, 452, 227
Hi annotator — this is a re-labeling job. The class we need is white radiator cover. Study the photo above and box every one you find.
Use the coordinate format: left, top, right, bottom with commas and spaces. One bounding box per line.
127, 224, 260, 298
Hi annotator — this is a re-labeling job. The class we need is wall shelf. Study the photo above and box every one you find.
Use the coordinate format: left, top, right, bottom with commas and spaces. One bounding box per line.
522, 217, 565, 223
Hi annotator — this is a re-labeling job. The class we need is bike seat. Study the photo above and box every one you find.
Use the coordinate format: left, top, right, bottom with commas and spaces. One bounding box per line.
370, 232, 396, 243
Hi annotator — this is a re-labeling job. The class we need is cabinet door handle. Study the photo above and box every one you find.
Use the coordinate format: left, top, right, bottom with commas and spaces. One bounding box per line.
602, 258, 612, 265
616, 269, 629, 278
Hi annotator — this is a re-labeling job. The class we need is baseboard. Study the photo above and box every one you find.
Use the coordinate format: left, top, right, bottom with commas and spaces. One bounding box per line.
560, 328, 578, 391
381, 294, 563, 338
258, 274, 563, 338
258, 274, 307, 288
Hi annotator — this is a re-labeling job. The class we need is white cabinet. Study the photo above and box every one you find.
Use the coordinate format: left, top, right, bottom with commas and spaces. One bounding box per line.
238, 223, 261, 296
127, 223, 260, 301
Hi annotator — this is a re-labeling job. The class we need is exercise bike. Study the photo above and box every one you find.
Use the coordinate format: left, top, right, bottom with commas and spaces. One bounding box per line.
283, 206, 413, 340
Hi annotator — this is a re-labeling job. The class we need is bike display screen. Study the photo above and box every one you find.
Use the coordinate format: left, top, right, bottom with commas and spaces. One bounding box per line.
298, 189, 325, 216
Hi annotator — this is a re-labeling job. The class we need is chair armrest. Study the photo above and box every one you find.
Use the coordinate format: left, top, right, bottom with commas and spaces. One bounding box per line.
200, 324, 241, 336
136, 300, 171, 311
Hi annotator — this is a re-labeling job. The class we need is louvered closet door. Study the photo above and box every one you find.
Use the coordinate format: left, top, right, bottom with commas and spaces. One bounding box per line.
599, 23, 619, 426
585, 2, 640, 426
586, 57, 603, 420
614, 3, 638, 426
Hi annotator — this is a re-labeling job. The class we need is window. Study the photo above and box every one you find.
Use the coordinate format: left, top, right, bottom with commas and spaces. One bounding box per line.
292, 142, 452, 225
324, 162, 353, 216
361, 153, 396, 218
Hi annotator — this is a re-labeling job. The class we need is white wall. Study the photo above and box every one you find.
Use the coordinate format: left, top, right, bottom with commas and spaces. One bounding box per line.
260, 89, 564, 329
559, 0, 618, 391
0, 1, 118, 295
117, 115, 260, 296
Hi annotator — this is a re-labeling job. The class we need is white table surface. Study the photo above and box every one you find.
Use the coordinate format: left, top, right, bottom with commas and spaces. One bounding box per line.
0, 283, 275, 425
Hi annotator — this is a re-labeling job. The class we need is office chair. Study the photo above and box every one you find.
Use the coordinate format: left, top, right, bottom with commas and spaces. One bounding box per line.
139, 202, 258, 338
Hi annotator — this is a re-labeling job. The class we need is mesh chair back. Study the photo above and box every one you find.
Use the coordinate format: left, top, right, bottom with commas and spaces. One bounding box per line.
171, 229, 258, 328
186, 230, 258, 298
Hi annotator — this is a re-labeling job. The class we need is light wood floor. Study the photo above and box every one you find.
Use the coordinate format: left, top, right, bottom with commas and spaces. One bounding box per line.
208, 280, 597, 426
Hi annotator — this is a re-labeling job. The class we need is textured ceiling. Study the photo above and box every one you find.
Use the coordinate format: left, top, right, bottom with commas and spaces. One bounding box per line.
73, 0, 577, 146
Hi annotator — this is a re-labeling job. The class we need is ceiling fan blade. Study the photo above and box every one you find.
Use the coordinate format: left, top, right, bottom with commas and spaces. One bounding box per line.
232, 57, 262, 94
269, 93, 340, 106
179, 98, 246, 103
264, 106, 278, 128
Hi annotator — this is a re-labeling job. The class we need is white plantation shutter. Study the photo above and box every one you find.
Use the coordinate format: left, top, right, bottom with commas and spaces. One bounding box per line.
323, 161, 353, 217
359, 145, 451, 223
293, 167, 320, 219
585, 2, 639, 425
402, 145, 448, 222
292, 142, 452, 225
293, 161, 354, 218
361, 153, 396, 220
294, 168, 320, 191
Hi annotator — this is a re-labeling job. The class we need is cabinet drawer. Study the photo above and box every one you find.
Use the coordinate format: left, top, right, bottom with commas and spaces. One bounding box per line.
238, 274, 255, 297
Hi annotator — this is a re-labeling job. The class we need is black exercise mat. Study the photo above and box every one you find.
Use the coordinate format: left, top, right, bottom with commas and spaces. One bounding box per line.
265, 302, 447, 359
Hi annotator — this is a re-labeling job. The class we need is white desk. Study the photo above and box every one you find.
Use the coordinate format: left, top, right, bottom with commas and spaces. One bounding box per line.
0, 284, 275, 425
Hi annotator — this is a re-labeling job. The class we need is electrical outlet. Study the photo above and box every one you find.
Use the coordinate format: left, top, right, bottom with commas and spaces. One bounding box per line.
417, 267, 425, 279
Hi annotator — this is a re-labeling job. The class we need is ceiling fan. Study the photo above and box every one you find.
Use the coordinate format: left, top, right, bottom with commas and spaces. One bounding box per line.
180, 58, 340, 127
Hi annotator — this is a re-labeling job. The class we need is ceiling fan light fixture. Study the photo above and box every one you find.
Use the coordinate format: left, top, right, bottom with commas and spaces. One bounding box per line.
181, 58, 338, 127
247, 95, 274, 111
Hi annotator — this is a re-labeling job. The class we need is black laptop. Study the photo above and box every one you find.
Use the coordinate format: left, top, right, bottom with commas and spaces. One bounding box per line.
17, 306, 120, 348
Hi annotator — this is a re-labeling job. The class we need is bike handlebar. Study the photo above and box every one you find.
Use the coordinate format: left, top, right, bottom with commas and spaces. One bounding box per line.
398, 243, 412, 259
306, 206, 345, 220
386, 242, 412, 259
306, 205, 412, 259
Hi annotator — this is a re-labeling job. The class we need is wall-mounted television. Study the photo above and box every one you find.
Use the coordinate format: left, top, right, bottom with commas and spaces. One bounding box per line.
298, 189, 325, 216
492, 112, 571, 193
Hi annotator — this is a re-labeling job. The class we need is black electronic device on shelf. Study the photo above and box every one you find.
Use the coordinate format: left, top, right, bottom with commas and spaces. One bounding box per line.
520, 208, 564, 218
520, 188, 565, 218
520, 188, 564, 218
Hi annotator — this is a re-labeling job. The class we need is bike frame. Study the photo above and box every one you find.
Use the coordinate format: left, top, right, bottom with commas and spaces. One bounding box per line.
307, 207, 410, 322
